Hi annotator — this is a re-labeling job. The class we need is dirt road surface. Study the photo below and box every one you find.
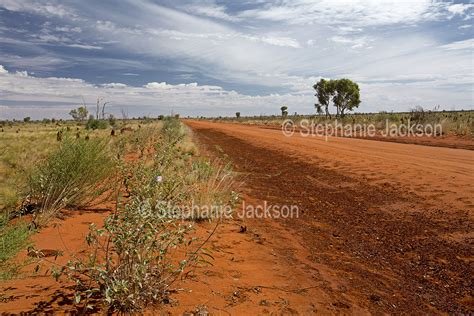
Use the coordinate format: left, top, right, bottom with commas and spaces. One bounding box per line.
184, 120, 474, 314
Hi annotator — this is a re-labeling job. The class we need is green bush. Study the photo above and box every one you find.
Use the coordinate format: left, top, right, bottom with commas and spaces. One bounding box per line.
26, 136, 115, 226
0, 211, 31, 279
86, 119, 108, 130
58, 198, 195, 312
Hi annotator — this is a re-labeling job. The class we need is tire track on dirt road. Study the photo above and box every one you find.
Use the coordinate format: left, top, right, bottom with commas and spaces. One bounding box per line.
185, 120, 473, 314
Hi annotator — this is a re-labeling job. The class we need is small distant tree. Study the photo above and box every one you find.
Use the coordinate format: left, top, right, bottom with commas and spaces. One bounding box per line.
280, 106, 288, 117
69, 106, 89, 121
236, 112, 241, 118
23, 116, 31, 122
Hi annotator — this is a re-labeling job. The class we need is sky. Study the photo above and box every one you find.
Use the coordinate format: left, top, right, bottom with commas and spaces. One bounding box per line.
0, 0, 473, 119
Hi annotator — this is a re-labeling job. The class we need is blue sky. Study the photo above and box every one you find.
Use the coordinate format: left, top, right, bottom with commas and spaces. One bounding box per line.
0, 0, 473, 119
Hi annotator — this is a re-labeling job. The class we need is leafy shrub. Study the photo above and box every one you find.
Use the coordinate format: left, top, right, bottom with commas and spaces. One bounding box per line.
57, 198, 195, 312
26, 136, 115, 226
86, 119, 108, 130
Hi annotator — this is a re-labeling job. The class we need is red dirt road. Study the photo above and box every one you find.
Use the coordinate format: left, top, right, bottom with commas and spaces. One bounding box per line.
185, 120, 474, 314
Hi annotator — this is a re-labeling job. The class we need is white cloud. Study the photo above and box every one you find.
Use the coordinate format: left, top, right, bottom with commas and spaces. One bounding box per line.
337, 26, 363, 34
447, 3, 474, 17
144, 81, 211, 90
330, 35, 373, 49
238, 0, 450, 26
66, 43, 103, 50
15, 70, 29, 77
252, 35, 301, 48
55, 26, 82, 33
182, 4, 240, 22
0, 0, 78, 19
0, 54, 66, 71
102, 83, 128, 89
440, 39, 474, 50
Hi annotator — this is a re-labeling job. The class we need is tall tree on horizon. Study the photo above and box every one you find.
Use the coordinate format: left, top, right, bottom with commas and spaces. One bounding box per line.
313, 78, 360, 117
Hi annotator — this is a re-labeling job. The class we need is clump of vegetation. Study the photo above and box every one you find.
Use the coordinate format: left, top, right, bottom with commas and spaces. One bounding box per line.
26, 136, 115, 226
86, 116, 108, 130
69, 106, 89, 121
57, 197, 196, 312
0, 212, 32, 279
51, 117, 236, 312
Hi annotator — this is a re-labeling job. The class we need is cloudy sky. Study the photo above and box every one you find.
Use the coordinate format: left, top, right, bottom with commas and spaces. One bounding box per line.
0, 0, 473, 119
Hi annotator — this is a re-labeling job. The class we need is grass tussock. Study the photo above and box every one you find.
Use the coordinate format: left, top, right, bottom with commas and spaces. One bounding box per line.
0, 212, 32, 280
26, 136, 115, 226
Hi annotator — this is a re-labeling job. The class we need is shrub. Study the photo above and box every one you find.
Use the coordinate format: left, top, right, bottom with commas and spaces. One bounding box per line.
26, 136, 115, 226
162, 117, 185, 144
57, 198, 196, 312
86, 118, 108, 130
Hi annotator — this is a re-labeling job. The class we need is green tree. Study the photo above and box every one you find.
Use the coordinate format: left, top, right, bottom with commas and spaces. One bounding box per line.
235, 112, 241, 118
314, 78, 360, 117
280, 105, 288, 117
23, 117, 31, 122
313, 79, 334, 118
69, 106, 89, 121
331, 79, 360, 117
